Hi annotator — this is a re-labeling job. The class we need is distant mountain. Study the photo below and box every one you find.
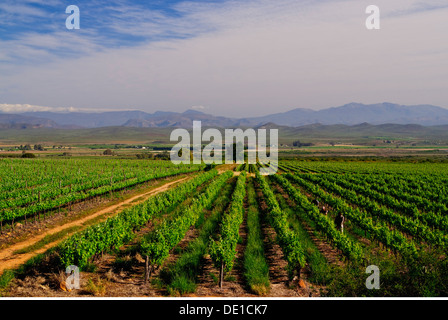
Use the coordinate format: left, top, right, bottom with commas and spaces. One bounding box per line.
273, 122, 448, 144
241, 103, 448, 127
242, 108, 317, 127
5, 102, 448, 128
122, 110, 239, 128
21, 110, 151, 128
0, 114, 61, 128
20, 109, 238, 128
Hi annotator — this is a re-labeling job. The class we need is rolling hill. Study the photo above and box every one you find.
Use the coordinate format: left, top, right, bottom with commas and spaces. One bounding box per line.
1, 123, 448, 145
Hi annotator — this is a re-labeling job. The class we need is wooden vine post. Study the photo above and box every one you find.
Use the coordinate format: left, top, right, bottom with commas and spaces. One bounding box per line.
219, 261, 224, 289
144, 256, 151, 283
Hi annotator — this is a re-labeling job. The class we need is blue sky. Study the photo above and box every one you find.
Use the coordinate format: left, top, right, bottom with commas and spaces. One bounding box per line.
1, 0, 448, 117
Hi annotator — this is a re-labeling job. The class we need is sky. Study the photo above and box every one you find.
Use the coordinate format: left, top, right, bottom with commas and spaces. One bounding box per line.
0, 0, 448, 117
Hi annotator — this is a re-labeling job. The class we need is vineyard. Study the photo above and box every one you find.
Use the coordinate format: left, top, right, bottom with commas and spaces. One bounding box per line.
0, 158, 448, 297
0, 158, 202, 231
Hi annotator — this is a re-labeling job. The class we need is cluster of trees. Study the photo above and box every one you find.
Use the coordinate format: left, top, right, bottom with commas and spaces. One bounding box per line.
135, 151, 170, 160
135, 153, 154, 159
103, 149, 114, 156
102, 148, 171, 160
21, 152, 36, 158
19, 144, 44, 151
292, 140, 314, 147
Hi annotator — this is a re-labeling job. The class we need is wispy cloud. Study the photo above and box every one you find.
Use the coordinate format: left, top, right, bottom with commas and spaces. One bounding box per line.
190, 105, 208, 111
0, 2, 49, 19
0, 104, 80, 113
0, 103, 127, 113
386, 0, 448, 17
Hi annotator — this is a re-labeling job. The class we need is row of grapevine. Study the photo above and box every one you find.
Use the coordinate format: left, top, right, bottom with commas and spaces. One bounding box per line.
140, 171, 233, 280
281, 160, 448, 176
279, 161, 338, 174
0, 158, 191, 195
209, 171, 247, 287
271, 174, 364, 262
0, 171, 146, 209
235, 163, 248, 171
325, 174, 448, 234
255, 171, 306, 278
301, 174, 448, 250
248, 164, 257, 173
57, 169, 219, 269
341, 173, 448, 216
286, 173, 419, 258
0, 164, 201, 226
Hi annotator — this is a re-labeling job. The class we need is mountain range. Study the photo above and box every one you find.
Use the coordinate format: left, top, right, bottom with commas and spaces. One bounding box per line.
1, 102, 448, 129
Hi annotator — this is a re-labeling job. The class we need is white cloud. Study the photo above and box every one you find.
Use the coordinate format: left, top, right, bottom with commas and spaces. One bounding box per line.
0, 104, 124, 114
190, 105, 208, 111
0, 104, 76, 113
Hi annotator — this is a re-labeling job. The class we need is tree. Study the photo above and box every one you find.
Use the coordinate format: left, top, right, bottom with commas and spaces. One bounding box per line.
154, 151, 170, 160
21, 153, 36, 158
293, 140, 314, 147
136, 153, 154, 159
103, 149, 114, 155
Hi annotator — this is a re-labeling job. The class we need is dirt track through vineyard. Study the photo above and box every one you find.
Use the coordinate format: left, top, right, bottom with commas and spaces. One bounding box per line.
0, 175, 191, 276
